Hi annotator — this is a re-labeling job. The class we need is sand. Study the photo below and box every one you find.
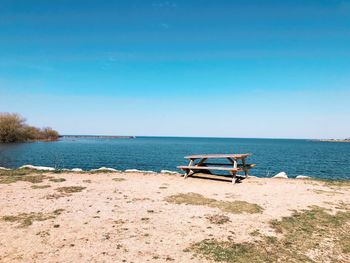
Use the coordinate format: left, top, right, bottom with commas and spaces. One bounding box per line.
0, 171, 349, 263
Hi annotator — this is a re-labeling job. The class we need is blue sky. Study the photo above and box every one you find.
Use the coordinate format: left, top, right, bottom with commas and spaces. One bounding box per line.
1, 0, 349, 138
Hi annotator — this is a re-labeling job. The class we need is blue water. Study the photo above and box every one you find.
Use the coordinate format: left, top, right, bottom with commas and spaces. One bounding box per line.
0, 137, 349, 180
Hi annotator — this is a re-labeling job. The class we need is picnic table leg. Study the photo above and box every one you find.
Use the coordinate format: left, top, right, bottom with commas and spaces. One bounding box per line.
226, 157, 235, 165
197, 158, 207, 166
228, 159, 238, 184
242, 158, 249, 178
230, 171, 237, 184
197, 158, 212, 174
184, 159, 194, 179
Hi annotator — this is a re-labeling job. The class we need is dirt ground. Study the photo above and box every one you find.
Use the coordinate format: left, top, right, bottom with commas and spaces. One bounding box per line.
0, 171, 349, 263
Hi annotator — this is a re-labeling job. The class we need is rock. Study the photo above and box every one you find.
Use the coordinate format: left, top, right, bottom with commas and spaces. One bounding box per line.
296, 175, 311, 179
19, 165, 55, 171
161, 170, 179, 175
141, 170, 156, 174
91, 167, 119, 172
71, 168, 83, 172
124, 169, 140, 173
273, 172, 288, 179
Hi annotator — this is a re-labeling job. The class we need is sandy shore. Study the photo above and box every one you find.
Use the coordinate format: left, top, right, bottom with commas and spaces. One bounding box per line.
1, 171, 349, 263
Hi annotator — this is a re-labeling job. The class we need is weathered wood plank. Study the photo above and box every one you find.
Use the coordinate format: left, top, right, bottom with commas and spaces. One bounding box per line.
195, 163, 256, 168
177, 166, 239, 172
184, 154, 252, 159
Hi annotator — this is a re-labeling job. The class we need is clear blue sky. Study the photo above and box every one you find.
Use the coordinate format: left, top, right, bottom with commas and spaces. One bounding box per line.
1, 0, 349, 138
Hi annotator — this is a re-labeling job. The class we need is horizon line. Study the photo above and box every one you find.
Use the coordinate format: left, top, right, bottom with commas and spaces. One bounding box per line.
59, 134, 330, 140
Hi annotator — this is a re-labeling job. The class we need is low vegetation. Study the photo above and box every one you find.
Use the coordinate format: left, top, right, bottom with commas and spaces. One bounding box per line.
31, 185, 51, 189
56, 186, 86, 193
206, 214, 231, 224
191, 239, 270, 263
165, 193, 263, 214
49, 178, 66, 183
320, 179, 350, 188
0, 168, 42, 176
112, 177, 126, 182
0, 169, 47, 184
190, 206, 350, 262
313, 189, 344, 195
0, 112, 59, 143
2, 209, 64, 228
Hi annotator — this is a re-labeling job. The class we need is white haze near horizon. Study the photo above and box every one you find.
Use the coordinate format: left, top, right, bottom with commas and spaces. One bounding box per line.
1, 88, 349, 140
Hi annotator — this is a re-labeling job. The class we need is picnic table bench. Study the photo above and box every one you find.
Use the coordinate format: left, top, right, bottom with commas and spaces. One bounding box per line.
177, 153, 255, 183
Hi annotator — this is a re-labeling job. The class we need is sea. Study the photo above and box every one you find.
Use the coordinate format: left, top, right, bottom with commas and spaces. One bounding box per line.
0, 137, 349, 180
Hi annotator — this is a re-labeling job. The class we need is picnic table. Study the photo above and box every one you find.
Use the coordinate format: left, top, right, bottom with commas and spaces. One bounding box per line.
177, 153, 255, 183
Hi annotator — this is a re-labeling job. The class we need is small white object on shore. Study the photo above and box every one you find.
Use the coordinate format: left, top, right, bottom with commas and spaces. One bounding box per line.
273, 172, 288, 179
161, 170, 179, 175
90, 167, 119, 172
19, 165, 55, 171
71, 168, 83, 172
296, 175, 311, 179
0, 167, 11, 170
124, 169, 156, 174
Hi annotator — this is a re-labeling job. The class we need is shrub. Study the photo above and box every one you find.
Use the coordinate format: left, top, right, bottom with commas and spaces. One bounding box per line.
23, 126, 41, 140
0, 113, 59, 143
0, 113, 27, 142
39, 127, 59, 141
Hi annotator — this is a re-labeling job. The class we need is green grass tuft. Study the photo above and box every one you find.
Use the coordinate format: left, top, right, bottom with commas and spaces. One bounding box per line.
191, 239, 272, 263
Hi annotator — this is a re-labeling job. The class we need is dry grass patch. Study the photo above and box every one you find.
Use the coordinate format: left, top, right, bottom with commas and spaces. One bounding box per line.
112, 178, 126, 182
313, 189, 344, 195
49, 178, 66, 183
206, 214, 231, 225
56, 186, 86, 193
165, 193, 263, 214
2, 209, 64, 228
0, 169, 72, 184
270, 206, 350, 258
45, 193, 67, 200
0, 169, 47, 184
0, 174, 47, 184
31, 184, 51, 189
190, 206, 350, 262
315, 179, 350, 189
83, 179, 92, 183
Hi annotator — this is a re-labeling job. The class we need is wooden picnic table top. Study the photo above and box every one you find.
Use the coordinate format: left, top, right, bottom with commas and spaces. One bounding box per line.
184, 153, 252, 160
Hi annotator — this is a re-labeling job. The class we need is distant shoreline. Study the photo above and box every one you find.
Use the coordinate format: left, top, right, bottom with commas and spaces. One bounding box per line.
318, 139, 350, 143
59, 135, 136, 139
